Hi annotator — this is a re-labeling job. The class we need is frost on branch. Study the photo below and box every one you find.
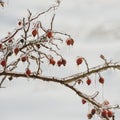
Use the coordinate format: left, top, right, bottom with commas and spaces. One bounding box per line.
0, 2, 120, 120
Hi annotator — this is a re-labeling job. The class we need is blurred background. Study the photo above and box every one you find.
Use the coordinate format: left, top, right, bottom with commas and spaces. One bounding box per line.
0, 0, 120, 120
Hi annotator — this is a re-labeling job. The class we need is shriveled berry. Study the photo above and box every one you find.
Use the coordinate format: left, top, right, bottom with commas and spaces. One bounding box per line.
18, 21, 22, 26
20, 39, 24, 43
8, 76, 13, 81
8, 39, 13, 43
36, 44, 40, 49
91, 109, 96, 115
87, 113, 92, 119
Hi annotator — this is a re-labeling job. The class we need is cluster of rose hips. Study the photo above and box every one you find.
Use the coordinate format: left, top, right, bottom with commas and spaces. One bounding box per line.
17, 19, 53, 39
0, 20, 106, 81
87, 108, 114, 119
81, 98, 114, 119
49, 56, 84, 67
101, 109, 114, 118
31, 28, 53, 39
76, 76, 104, 86
85, 77, 104, 86
49, 57, 66, 67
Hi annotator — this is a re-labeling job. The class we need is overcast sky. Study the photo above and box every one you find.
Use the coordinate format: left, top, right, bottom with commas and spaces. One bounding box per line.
0, 0, 120, 120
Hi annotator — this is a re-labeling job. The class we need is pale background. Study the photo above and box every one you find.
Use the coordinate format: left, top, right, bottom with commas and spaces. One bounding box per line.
0, 0, 120, 120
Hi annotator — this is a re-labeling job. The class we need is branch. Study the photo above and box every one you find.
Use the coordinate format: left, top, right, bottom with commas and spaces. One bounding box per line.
0, 3, 59, 43
63, 62, 120, 83
0, 70, 101, 108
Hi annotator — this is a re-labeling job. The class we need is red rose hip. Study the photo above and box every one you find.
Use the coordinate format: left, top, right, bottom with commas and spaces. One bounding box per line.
25, 68, 31, 76
49, 58, 56, 66
99, 77, 104, 84
86, 79, 91, 85
76, 57, 83, 65
46, 31, 53, 38
14, 47, 19, 55
82, 99, 86, 104
32, 29, 38, 37
1, 60, 6, 67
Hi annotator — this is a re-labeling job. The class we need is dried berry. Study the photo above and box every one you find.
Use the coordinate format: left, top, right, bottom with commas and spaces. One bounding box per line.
87, 113, 92, 119
91, 109, 96, 115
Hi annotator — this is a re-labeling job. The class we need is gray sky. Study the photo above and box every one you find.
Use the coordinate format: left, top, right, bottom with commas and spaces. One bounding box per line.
0, 0, 120, 120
